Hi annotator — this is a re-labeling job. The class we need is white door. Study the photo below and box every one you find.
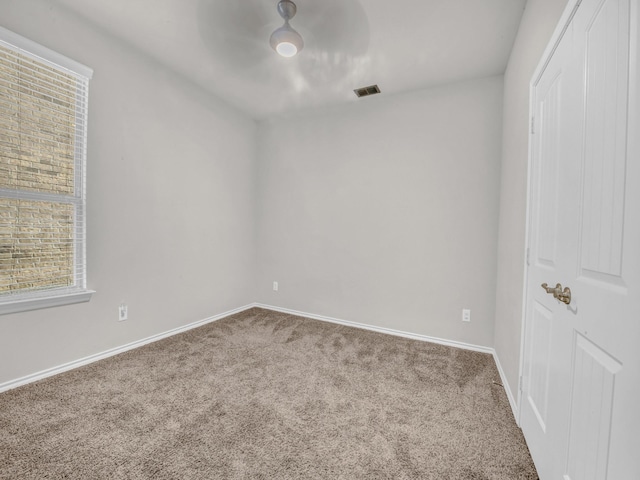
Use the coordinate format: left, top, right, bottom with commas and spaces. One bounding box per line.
521, 0, 640, 478
521, 18, 578, 479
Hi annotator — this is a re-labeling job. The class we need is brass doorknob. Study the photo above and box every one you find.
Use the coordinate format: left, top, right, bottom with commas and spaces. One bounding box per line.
541, 282, 559, 294
541, 283, 572, 305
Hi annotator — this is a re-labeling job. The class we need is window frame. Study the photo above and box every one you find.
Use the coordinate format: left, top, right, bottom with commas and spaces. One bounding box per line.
0, 27, 94, 315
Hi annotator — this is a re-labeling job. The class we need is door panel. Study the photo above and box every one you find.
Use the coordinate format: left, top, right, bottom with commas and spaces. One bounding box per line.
536, 72, 563, 268
565, 333, 622, 480
525, 301, 554, 431
522, 0, 639, 478
569, 0, 639, 477
520, 29, 574, 480
579, 0, 630, 280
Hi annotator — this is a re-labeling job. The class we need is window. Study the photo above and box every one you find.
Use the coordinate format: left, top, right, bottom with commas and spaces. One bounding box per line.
0, 27, 93, 314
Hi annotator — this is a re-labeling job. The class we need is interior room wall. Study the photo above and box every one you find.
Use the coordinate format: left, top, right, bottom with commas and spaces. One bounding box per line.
0, 0, 257, 386
493, 0, 570, 401
255, 76, 504, 348
0, 0, 565, 394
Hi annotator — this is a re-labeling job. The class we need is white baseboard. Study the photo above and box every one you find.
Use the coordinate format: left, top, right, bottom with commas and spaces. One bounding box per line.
0, 304, 254, 393
254, 303, 520, 421
492, 350, 519, 422
253, 303, 494, 353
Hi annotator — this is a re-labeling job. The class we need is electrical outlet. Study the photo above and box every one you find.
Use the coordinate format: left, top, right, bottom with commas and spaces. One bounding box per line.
462, 309, 471, 322
273, 281, 278, 292
118, 304, 128, 321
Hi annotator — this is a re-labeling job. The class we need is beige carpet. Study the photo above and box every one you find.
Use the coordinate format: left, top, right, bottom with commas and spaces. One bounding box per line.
0, 308, 538, 479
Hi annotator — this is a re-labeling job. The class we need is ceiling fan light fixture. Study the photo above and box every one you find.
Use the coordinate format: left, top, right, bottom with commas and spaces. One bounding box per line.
276, 41, 298, 57
270, 0, 303, 57
270, 23, 304, 57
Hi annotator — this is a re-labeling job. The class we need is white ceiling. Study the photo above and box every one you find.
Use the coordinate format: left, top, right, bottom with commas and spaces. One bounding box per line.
56, 0, 527, 119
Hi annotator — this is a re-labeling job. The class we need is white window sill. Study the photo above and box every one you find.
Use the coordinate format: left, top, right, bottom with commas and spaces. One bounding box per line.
0, 289, 95, 315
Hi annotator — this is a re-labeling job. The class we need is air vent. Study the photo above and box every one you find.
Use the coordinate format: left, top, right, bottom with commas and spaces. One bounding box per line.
354, 84, 381, 98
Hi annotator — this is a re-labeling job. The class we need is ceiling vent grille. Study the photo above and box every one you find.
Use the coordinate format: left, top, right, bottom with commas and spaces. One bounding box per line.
354, 84, 381, 98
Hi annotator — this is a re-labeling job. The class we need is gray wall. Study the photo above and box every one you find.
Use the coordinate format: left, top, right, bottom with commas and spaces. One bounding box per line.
0, 0, 257, 385
256, 77, 504, 348
493, 0, 570, 399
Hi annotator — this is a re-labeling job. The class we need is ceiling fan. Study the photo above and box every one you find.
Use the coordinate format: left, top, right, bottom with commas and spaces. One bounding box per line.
269, 0, 304, 57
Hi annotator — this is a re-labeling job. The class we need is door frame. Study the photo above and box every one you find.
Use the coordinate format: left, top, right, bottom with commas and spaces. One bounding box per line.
518, 0, 582, 425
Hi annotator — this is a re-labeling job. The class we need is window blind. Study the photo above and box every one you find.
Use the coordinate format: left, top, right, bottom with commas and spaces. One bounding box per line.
0, 28, 93, 312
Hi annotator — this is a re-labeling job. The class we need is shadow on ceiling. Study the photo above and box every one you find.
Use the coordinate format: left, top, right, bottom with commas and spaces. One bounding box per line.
196, 0, 371, 93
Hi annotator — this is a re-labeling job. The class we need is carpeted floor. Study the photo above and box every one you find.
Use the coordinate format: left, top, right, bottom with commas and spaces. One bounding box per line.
0, 308, 538, 479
